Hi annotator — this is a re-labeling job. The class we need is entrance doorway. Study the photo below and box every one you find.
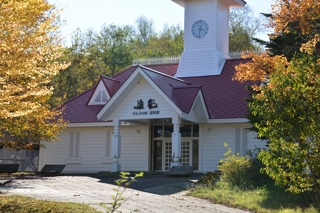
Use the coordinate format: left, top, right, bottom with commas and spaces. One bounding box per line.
151, 121, 199, 171
152, 140, 199, 171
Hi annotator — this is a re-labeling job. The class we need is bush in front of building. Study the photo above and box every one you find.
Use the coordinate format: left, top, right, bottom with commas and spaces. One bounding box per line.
218, 143, 272, 189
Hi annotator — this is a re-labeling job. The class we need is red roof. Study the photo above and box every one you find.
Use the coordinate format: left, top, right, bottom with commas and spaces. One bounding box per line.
101, 75, 120, 97
180, 59, 253, 118
140, 65, 199, 113
61, 59, 253, 123
61, 88, 105, 123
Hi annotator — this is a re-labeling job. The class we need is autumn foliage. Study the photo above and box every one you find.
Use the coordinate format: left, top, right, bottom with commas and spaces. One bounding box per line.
234, 0, 320, 84
234, 0, 320, 206
0, 0, 68, 148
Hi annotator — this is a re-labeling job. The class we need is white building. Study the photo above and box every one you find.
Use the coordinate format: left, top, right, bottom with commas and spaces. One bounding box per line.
39, 0, 265, 173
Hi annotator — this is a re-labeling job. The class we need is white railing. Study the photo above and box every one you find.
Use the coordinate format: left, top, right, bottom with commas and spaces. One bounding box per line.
132, 51, 265, 65
133, 56, 180, 65
229, 50, 265, 58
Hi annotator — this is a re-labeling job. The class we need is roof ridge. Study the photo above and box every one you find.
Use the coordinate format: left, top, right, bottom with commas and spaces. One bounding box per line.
100, 74, 121, 83
61, 86, 95, 106
112, 65, 138, 78
173, 85, 202, 89
138, 64, 192, 85
225, 58, 252, 62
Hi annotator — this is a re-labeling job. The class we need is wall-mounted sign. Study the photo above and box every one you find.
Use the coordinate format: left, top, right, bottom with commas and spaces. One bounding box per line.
147, 99, 158, 109
132, 110, 160, 116
133, 99, 158, 110
132, 99, 159, 116
133, 99, 144, 110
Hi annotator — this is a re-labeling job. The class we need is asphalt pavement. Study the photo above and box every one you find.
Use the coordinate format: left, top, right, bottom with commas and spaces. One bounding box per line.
1, 174, 251, 213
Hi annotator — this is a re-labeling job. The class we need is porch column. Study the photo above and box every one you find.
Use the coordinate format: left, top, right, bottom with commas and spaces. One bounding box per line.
171, 116, 182, 167
111, 117, 121, 172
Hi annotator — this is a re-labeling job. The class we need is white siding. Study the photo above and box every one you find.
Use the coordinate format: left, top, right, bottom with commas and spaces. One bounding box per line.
41, 131, 70, 166
110, 78, 177, 120
201, 124, 235, 171
200, 124, 266, 172
176, 0, 231, 77
217, 1, 229, 54
118, 125, 149, 171
184, 107, 198, 122
192, 96, 208, 123
184, 0, 218, 51
40, 126, 149, 173
40, 124, 265, 173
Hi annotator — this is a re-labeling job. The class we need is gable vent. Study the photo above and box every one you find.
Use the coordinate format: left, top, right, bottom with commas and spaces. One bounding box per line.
94, 91, 108, 103
88, 80, 110, 105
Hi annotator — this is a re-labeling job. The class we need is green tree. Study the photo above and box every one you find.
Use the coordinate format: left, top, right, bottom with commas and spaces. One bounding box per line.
253, 14, 320, 61
135, 16, 155, 45
250, 53, 320, 206
234, 1, 320, 207
229, 5, 264, 52
97, 24, 135, 76
49, 28, 104, 106
134, 24, 184, 58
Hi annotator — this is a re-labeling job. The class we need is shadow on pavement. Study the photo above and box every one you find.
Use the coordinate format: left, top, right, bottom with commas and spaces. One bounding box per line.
98, 173, 204, 195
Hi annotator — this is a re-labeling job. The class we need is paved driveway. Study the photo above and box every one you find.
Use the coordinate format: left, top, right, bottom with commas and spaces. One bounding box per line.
1, 174, 250, 213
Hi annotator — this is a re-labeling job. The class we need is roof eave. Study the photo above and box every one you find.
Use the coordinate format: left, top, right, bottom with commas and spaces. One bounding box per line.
208, 118, 249, 123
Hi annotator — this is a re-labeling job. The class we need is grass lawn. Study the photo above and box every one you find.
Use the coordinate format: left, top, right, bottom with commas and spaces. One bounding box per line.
188, 181, 319, 213
0, 195, 100, 213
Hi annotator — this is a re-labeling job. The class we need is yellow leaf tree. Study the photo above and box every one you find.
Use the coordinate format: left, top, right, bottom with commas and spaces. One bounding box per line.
0, 0, 68, 148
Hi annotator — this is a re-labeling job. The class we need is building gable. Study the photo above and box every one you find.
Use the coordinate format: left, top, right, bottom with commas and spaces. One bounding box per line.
97, 66, 184, 121
108, 78, 179, 121
88, 80, 110, 105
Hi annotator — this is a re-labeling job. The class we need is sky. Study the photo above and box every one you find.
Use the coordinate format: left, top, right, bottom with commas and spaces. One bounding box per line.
49, 0, 274, 44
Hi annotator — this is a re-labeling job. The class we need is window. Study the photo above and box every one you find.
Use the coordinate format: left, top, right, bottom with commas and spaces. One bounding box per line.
235, 128, 248, 156
102, 131, 113, 164
69, 132, 80, 158
180, 125, 191, 137
105, 131, 111, 158
88, 80, 110, 105
94, 91, 108, 103
66, 132, 81, 164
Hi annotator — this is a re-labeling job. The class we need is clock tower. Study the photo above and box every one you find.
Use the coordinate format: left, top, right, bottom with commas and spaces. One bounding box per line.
173, 0, 246, 77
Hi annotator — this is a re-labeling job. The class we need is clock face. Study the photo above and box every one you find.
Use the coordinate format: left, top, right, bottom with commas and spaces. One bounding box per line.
192, 20, 209, 38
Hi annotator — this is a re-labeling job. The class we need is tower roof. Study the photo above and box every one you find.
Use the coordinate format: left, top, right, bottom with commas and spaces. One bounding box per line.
172, 0, 246, 8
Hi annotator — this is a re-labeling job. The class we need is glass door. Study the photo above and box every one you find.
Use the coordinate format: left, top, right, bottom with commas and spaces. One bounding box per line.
164, 141, 172, 171
151, 122, 199, 171
153, 140, 162, 170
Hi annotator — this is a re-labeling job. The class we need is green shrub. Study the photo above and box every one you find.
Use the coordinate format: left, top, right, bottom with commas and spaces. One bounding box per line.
218, 143, 273, 189
218, 145, 253, 188
246, 148, 274, 187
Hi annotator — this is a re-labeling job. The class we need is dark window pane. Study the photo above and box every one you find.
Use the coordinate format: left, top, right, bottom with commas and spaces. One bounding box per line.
164, 118, 172, 124
154, 140, 162, 170
153, 119, 163, 125
154, 126, 162, 138
181, 125, 191, 137
192, 139, 199, 170
164, 125, 173, 138
193, 125, 199, 137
